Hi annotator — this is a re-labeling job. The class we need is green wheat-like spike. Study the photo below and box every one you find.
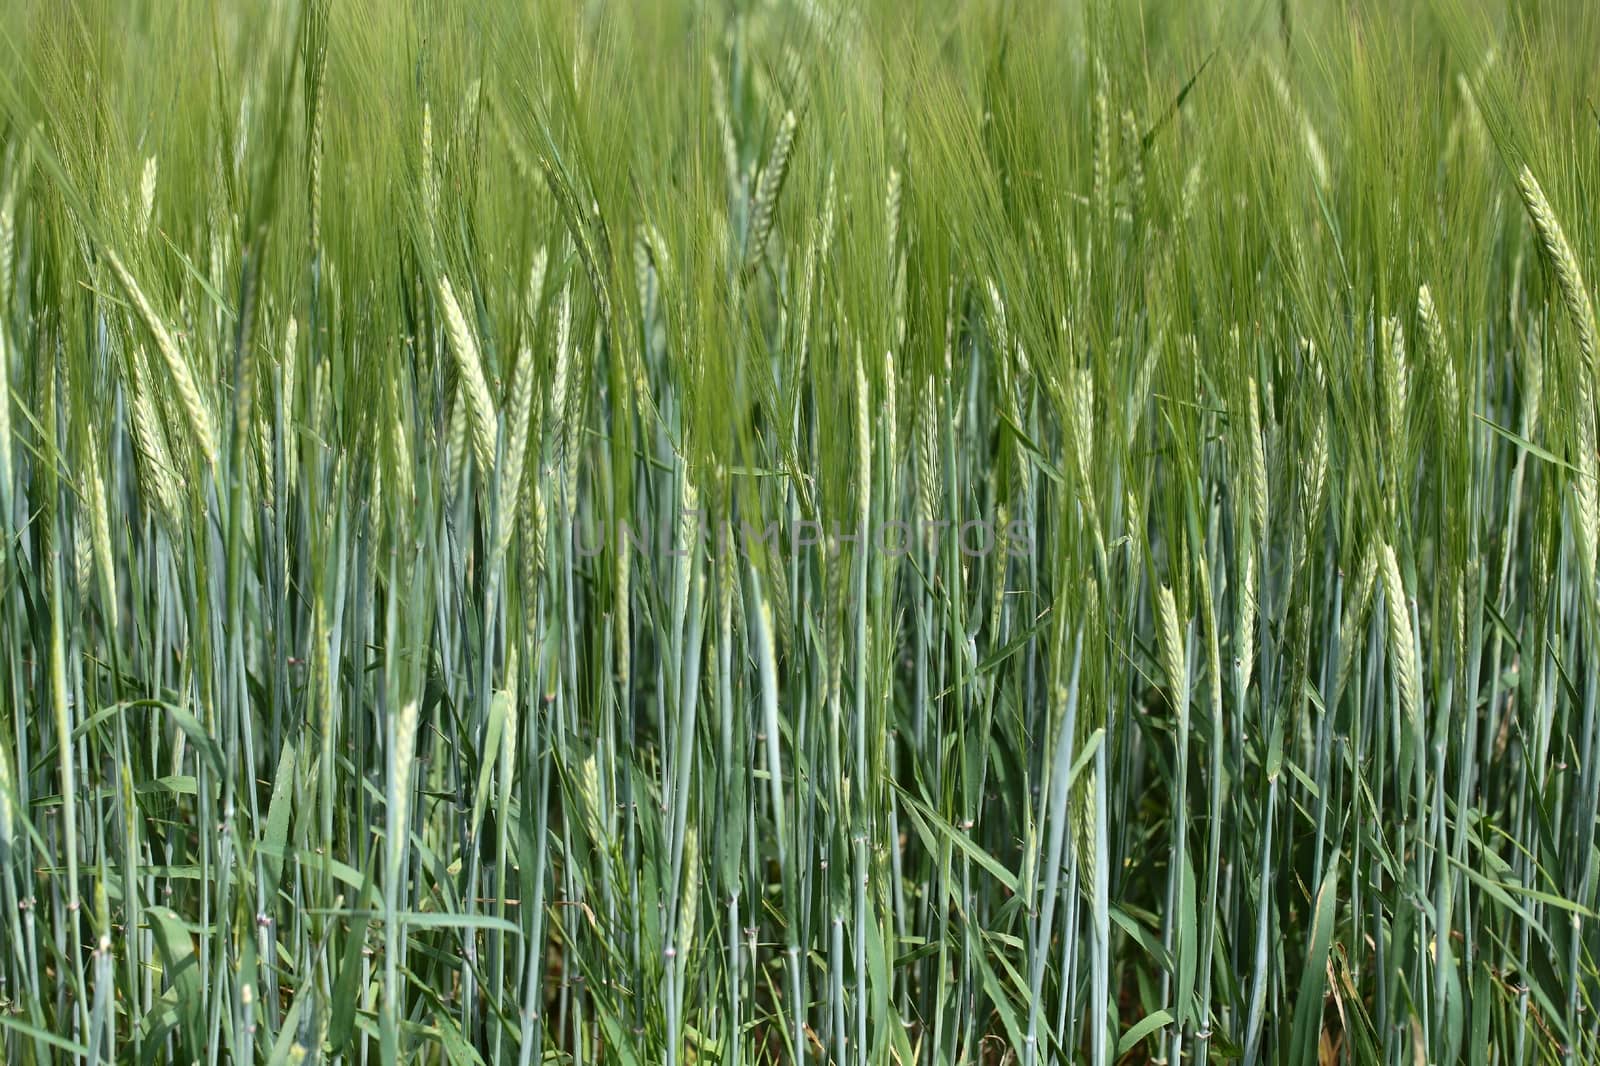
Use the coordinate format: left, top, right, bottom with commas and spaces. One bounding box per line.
107, 250, 218, 468
438, 274, 499, 476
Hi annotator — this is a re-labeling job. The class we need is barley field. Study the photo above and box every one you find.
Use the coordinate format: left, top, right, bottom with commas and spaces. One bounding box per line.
0, 0, 1598, 1063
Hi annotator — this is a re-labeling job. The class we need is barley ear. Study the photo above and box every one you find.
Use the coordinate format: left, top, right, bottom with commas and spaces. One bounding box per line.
1246, 377, 1268, 540
0, 182, 14, 308
447, 390, 470, 501
127, 347, 184, 527
1516, 165, 1599, 366
1302, 408, 1327, 532
0, 306, 12, 487
746, 110, 797, 265
1236, 544, 1258, 695
495, 341, 538, 565
1521, 316, 1544, 437
855, 346, 872, 531
1155, 584, 1188, 710
438, 275, 498, 475
918, 380, 941, 537
1515, 165, 1599, 575
421, 103, 437, 228
1334, 547, 1379, 707
138, 156, 158, 237
1380, 544, 1420, 732
387, 699, 420, 884
1418, 284, 1461, 457
548, 284, 574, 512
107, 250, 218, 467
85, 432, 118, 632
0, 727, 15, 861
519, 471, 546, 597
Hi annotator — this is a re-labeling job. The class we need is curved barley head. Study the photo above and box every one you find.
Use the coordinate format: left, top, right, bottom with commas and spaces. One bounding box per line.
1418, 284, 1461, 457
107, 250, 218, 468
1515, 166, 1599, 575
1516, 165, 1597, 367
747, 110, 797, 265
437, 275, 498, 476
127, 347, 184, 527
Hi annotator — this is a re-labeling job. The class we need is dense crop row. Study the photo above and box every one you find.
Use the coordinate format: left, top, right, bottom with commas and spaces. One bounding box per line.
0, 1, 1598, 1063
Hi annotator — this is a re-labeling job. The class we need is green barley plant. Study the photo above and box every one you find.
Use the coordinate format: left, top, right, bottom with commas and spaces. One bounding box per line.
1, 0, 1599, 1063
